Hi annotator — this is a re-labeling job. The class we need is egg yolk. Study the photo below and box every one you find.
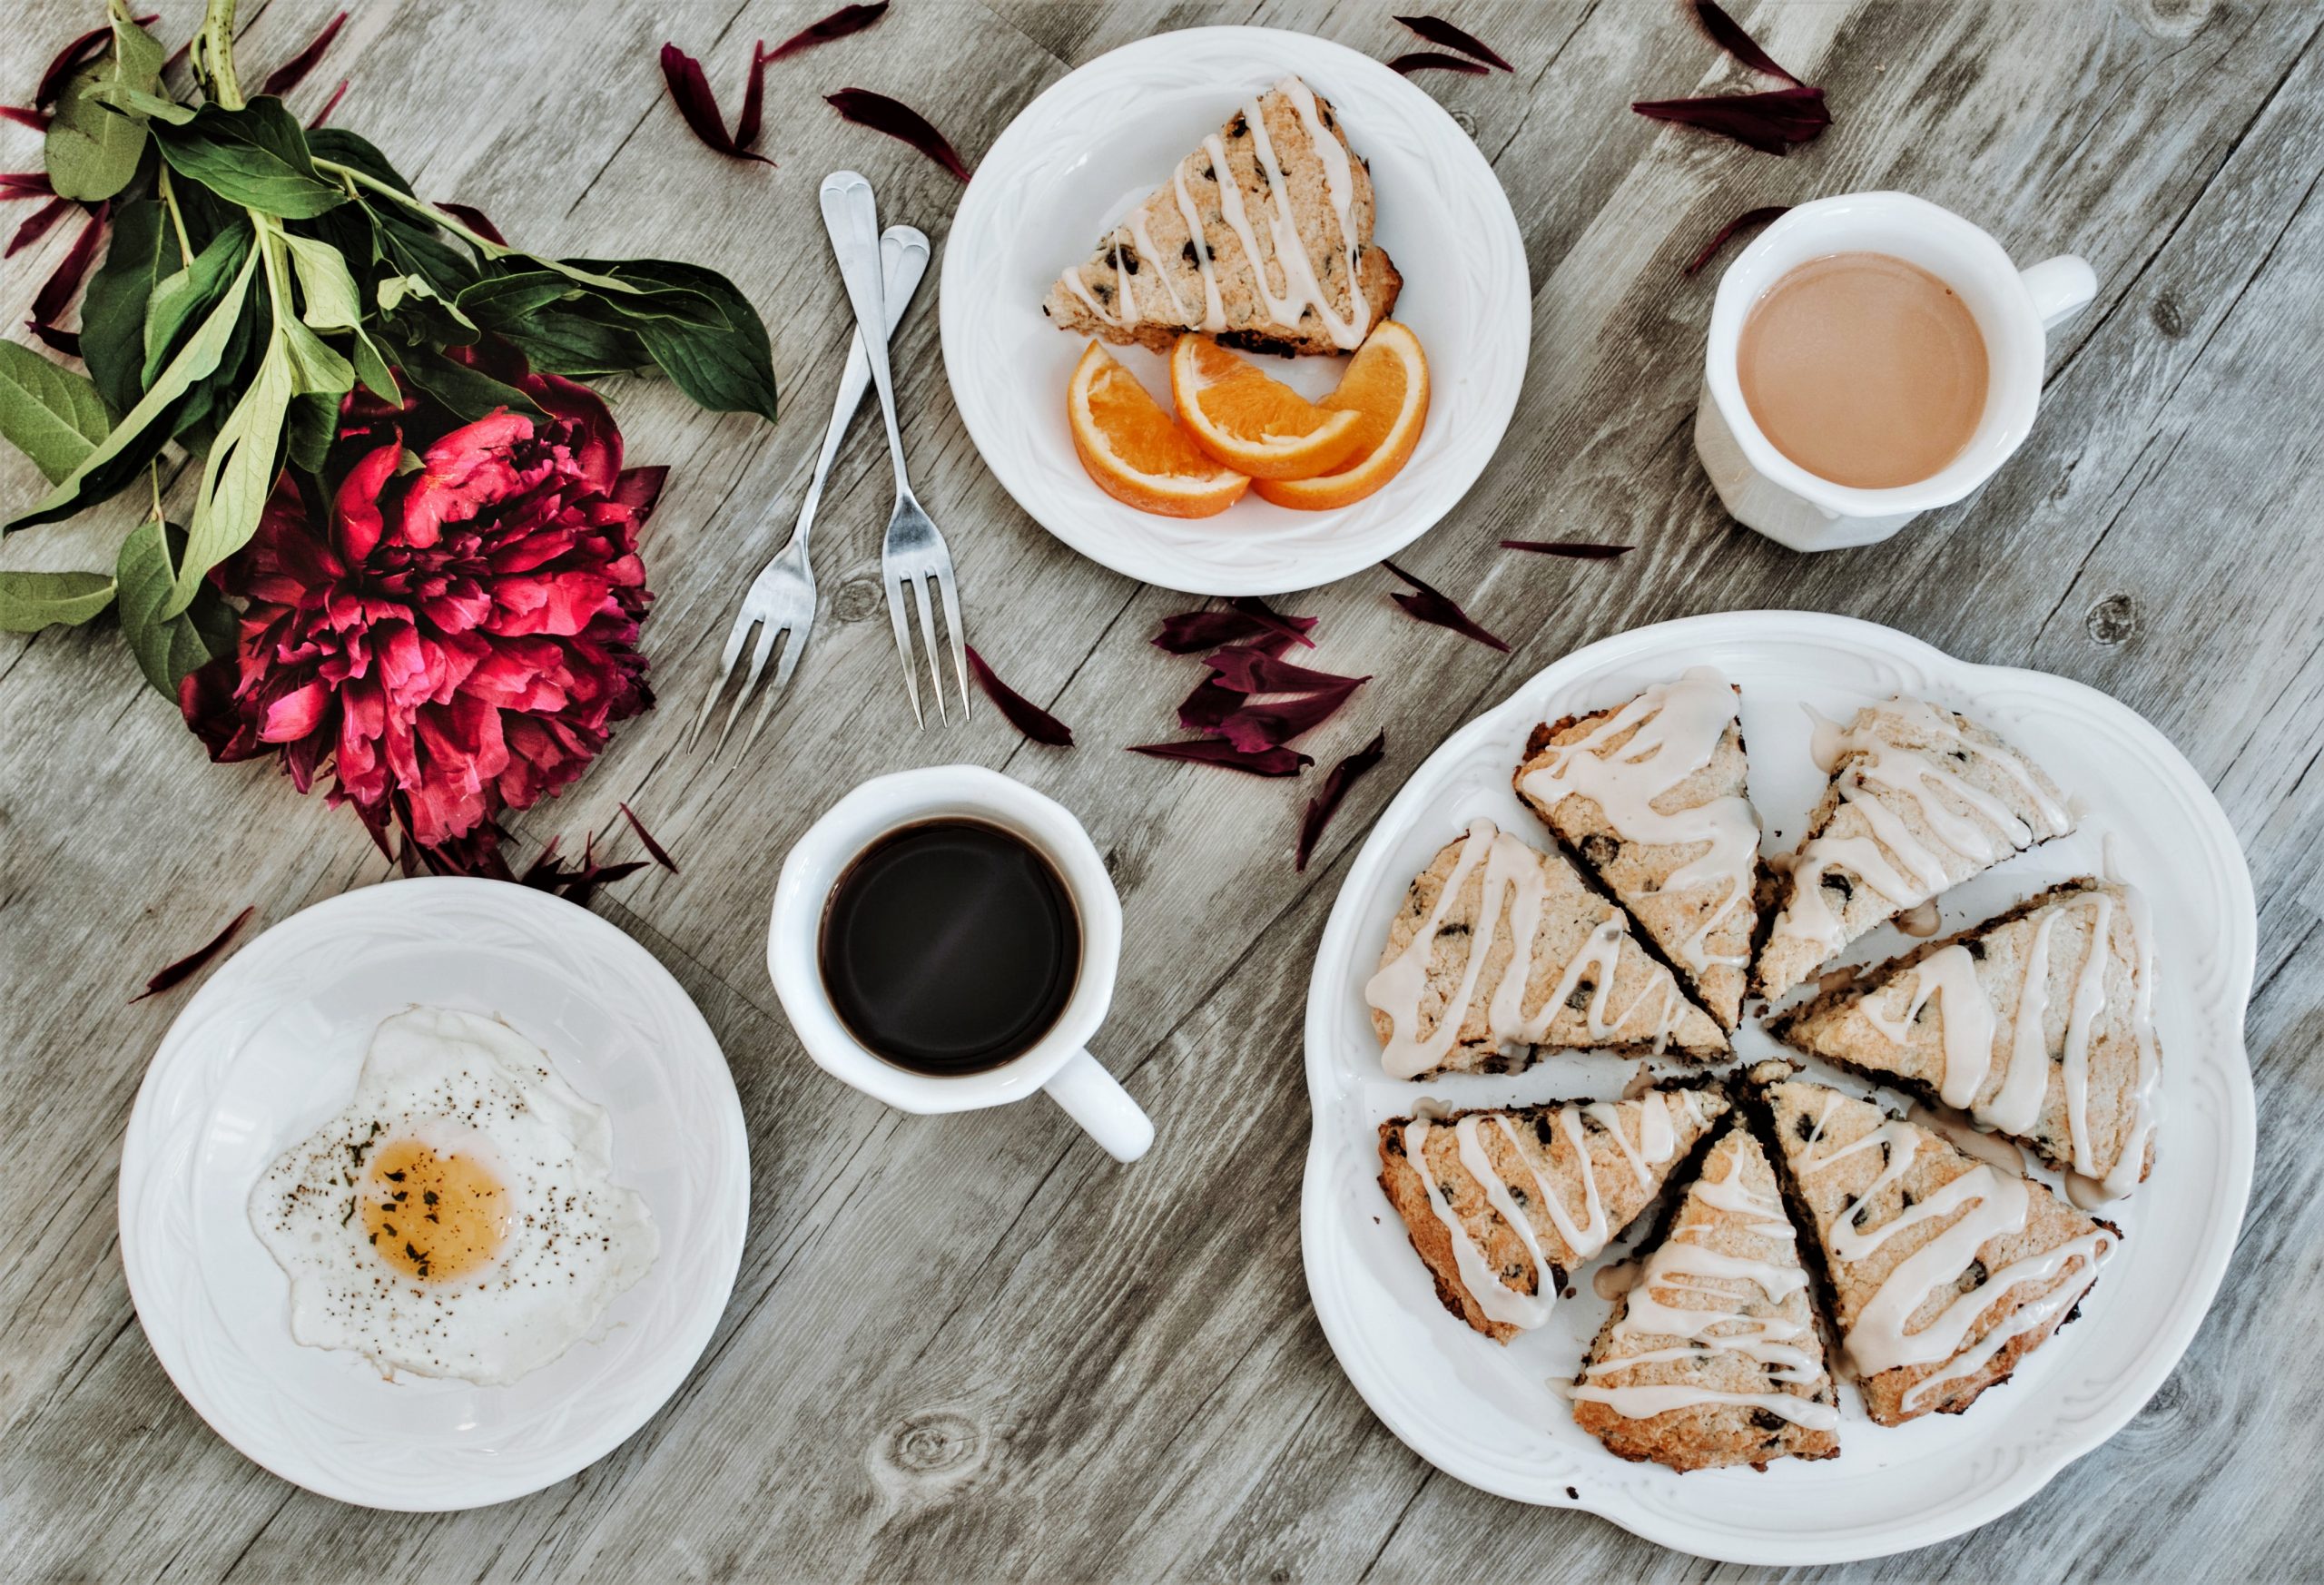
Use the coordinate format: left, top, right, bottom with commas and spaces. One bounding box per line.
360, 1139, 510, 1284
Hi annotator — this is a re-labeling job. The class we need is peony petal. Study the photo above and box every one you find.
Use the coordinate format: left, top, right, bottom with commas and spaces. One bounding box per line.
527, 372, 622, 492
1296, 731, 1386, 871
334, 438, 401, 565
259, 678, 330, 742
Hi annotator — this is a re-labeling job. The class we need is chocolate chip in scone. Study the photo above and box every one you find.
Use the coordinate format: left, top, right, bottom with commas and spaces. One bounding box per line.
1581, 832, 1621, 870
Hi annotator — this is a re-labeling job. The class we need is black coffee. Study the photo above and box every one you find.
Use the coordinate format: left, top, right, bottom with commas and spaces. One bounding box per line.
818, 819, 1079, 1076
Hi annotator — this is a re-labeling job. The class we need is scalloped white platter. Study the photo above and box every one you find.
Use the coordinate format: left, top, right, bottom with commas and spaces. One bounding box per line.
940, 25, 1529, 596
1301, 611, 2256, 1564
119, 878, 750, 1511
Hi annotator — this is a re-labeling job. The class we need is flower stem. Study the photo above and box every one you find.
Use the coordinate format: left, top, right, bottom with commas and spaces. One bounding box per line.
192, 0, 245, 109
156, 165, 193, 268
311, 158, 509, 257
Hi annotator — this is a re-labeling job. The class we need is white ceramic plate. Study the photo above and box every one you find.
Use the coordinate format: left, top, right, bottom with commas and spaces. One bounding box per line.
118, 878, 750, 1511
940, 25, 1530, 596
1301, 611, 2255, 1564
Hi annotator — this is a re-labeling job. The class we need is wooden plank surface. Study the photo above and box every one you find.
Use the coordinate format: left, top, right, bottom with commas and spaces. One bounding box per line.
3, 0, 2320, 1578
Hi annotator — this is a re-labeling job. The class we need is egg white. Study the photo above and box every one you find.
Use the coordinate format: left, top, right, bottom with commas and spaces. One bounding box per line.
249, 1005, 658, 1386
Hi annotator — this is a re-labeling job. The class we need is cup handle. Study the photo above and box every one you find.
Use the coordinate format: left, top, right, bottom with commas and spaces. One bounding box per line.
2020, 254, 2097, 331
1042, 1048, 1154, 1163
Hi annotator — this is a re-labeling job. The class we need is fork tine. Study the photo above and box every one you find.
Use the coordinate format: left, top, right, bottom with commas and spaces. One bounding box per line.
686, 610, 756, 747
715, 617, 784, 753
934, 569, 968, 721
909, 572, 946, 724
738, 631, 798, 757
886, 573, 924, 727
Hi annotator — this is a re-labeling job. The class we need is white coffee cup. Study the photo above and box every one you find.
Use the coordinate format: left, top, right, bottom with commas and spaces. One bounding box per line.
767, 764, 1154, 1163
1694, 191, 2096, 552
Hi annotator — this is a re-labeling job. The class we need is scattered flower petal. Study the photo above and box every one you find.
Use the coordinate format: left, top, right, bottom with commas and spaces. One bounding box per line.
618, 802, 679, 872
825, 88, 971, 182
1499, 538, 1635, 559
1297, 731, 1386, 871
27, 202, 106, 358
1383, 560, 1509, 651
0, 106, 50, 132
1694, 0, 1800, 84
1127, 739, 1312, 777
131, 905, 254, 1002
1632, 85, 1830, 156
438, 202, 507, 245
1684, 204, 1788, 273
34, 17, 156, 109
259, 9, 347, 97
307, 78, 349, 129
1203, 645, 1368, 696
765, 3, 889, 62
7, 196, 75, 258
659, 42, 776, 164
966, 644, 1075, 746
1393, 14, 1513, 71
1, 172, 58, 202
1153, 596, 1317, 655
1388, 52, 1489, 77
1211, 677, 1365, 753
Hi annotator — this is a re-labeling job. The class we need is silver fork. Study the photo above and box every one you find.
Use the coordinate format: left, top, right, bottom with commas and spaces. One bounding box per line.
687, 224, 932, 753
819, 170, 967, 725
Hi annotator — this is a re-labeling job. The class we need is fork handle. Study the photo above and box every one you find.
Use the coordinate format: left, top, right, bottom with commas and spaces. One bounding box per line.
821, 172, 911, 497
796, 226, 931, 553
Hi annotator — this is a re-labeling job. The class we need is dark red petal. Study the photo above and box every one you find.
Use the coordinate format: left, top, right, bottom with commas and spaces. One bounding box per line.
1383, 560, 1510, 652
825, 89, 970, 182
1, 172, 58, 201
259, 9, 347, 97
34, 20, 143, 108
1153, 597, 1316, 655
0, 106, 50, 132
28, 202, 107, 352
1387, 51, 1489, 77
438, 201, 507, 245
1499, 539, 1635, 559
6, 197, 75, 258
1631, 86, 1830, 157
1203, 645, 1368, 696
306, 78, 349, 129
1209, 677, 1364, 752
1177, 674, 1244, 733
130, 906, 255, 1002
764, 3, 889, 61
1694, 0, 1800, 84
618, 801, 679, 871
1296, 731, 1386, 871
1127, 739, 1312, 777
965, 645, 1074, 746
1684, 204, 1789, 274
1393, 15, 1512, 71
734, 42, 771, 151
659, 42, 775, 164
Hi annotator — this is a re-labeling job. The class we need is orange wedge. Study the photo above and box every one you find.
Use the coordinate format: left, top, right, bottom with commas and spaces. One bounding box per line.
1168, 335, 1367, 481
1068, 342, 1250, 517
1254, 321, 1431, 511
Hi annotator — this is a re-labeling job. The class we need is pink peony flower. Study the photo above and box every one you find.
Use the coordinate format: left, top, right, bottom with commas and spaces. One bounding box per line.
182, 369, 666, 869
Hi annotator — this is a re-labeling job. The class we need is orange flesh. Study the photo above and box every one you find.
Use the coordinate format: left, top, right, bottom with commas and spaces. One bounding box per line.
361, 1138, 511, 1283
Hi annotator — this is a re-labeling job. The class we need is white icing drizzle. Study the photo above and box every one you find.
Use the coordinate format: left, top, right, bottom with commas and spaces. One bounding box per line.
1571, 1144, 1839, 1431
1516, 667, 1759, 977
1402, 1093, 1699, 1334
1774, 699, 2068, 963
1863, 944, 1996, 1108
1898, 1232, 2107, 1412
1126, 211, 1191, 324
1365, 819, 1679, 1080
1169, 166, 1227, 332
1196, 81, 1370, 352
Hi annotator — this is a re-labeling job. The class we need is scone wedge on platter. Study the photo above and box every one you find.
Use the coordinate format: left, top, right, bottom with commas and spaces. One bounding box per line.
1042, 75, 1403, 357
1364, 819, 1728, 1080
1772, 880, 2161, 1200
1571, 1118, 1840, 1472
1378, 1087, 1728, 1343
1515, 668, 1764, 1033
1755, 699, 2073, 1006
1760, 1076, 2115, 1426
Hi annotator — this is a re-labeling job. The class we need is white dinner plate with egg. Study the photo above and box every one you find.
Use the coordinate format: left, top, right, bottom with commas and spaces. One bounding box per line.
1300, 610, 2255, 1564
118, 878, 749, 1511
940, 25, 1530, 596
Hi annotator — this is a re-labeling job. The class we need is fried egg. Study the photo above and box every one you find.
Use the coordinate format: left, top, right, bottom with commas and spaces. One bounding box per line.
250, 1005, 658, 1386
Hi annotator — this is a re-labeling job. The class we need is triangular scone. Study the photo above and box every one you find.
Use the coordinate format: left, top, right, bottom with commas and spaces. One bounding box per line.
1571, 1120, 1840, 1470
1365, 819, 1728, 1080
1377, 1088, 1728, 1343
1040, 76, 1403, 357
1755, 699, 2073, 1004
1773, 881, 2160, 1200
1761, 1078, 2114, 1425
1516, 668, 1764, 1032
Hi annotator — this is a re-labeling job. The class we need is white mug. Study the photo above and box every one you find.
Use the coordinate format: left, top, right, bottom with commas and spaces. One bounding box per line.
1693, 191, 2096, 552
767, 764, 1155, 1163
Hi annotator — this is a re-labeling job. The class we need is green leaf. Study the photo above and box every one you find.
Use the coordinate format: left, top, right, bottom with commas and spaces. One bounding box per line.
284, 391, 338, 474
0, 568, 115, 632
281, 232, 361, 327
171, 328, 293, 616
88, 82, 194, 125
80, 197, 166, 414
456, 271, 578, 328
44, 3, 165, 202
153, 98, 346, 220
566, 259, 777, 421
143, 220, 252, 389
0, 340, 113, 483
390, 342, 540, 423
281, 315, 353, 398
116, 517, 236, 695
497, 310, 650, 379
6, 243, 259, 536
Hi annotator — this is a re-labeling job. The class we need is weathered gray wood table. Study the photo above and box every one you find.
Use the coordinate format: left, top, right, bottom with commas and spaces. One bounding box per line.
5, 0, 2320, 1577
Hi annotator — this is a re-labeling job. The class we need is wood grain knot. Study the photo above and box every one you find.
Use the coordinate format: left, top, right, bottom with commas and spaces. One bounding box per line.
832, 576, 888, 624
1451, 109, 1478, 137
879, 1411, 983, 1479
2085, 594, 2139, 645
2151, 294, 2187, 338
